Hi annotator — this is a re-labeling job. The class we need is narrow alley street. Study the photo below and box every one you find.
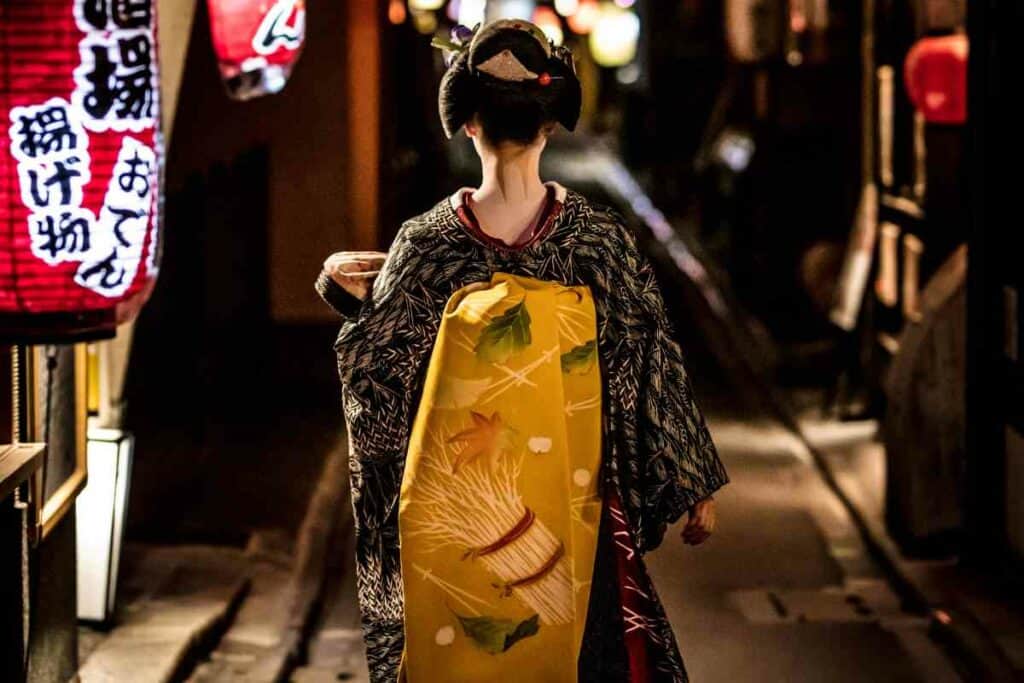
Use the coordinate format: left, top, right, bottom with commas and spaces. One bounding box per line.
286, 402, 963, 682
648, 411, 959, 682
6, 3, 1021, 682
73, 142, 984, 683
214, 150, 972, 679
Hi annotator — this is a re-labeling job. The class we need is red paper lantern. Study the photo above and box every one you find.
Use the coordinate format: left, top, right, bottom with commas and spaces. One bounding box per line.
206, 0, 307, 100
0, 0, 163, 343
904, 34, 968, 125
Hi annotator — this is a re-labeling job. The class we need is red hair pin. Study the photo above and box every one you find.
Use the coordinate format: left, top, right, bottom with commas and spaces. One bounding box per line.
536, 72, 565, 86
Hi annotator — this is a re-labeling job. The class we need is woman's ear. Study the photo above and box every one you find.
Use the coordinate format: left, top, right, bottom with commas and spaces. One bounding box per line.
464, 118, 479, 138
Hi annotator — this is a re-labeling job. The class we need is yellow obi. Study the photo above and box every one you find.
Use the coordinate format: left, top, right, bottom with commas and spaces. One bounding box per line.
398, 271, 604, 682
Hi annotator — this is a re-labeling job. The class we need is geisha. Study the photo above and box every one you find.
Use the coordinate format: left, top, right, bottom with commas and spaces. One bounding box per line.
316, 18, 729, 683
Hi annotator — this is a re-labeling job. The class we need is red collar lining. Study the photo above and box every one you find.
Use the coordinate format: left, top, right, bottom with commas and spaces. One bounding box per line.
456, 185, 561, 251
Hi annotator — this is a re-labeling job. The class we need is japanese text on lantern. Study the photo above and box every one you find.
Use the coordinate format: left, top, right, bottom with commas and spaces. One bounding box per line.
4, 0, 161, 304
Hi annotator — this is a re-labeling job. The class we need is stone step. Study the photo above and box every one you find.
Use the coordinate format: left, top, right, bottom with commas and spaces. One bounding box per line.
300, 525, 368, 682
77, 544, 251, 683
187, 530, 298, 683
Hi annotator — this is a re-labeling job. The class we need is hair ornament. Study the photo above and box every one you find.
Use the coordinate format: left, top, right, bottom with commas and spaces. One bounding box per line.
551, 44, 577, 75
431, 23, 479, 67
436, 18, 582, 139
475, 49, 537, 81
474, 48, 566, 85
433, 19, 575, 79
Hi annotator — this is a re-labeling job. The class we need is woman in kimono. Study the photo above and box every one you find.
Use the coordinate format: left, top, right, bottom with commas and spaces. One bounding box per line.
316, 18, 728, 683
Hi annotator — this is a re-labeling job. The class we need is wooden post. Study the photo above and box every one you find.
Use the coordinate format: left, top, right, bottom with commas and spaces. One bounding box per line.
830, 0, 878, 331
345, 0, 382, 249
965, 0, 1022, 563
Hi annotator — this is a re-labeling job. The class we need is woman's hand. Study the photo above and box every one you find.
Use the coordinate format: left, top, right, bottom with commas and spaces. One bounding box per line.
323, 251, 387, 301
681, 495, 716, 546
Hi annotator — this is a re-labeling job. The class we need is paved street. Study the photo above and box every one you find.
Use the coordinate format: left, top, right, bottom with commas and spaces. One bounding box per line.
297, 408, 963, 682
647, 412, 961, 682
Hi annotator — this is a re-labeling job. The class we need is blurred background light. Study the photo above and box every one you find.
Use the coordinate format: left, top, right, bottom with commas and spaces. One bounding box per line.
411, 8, 439, 33
389, 0, 408, 24
409, 0, 445, 10
554, 0, 579, 16
459, 0, 487, 26
447, 0, 462, 22
533, 6, 565, 45
616, 62, 640, 84
490, 0, 536, 20
713, 128, 756, 172
589, 3, 639, 67
567, 0, 600, 34
904, 34, 968, 124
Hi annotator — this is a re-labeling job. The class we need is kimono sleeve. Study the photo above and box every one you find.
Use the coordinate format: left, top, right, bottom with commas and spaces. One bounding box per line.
314, 221, 418, 325
327, 220, 424, 383
315, 269, 366, 319
627, 227, 730, 551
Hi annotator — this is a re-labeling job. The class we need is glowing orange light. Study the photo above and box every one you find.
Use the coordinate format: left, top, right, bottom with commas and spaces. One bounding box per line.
534, 5, 559, 24
388, 0, 407, 24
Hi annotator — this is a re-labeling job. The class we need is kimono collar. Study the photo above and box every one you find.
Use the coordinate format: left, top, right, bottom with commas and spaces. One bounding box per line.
447, 180, 568, 212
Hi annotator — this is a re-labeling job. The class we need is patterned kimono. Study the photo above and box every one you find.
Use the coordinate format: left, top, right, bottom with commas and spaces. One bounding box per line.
316, 182, 729, 682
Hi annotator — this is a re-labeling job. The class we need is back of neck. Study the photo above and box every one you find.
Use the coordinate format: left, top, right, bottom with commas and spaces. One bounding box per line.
474, 146, 546, 206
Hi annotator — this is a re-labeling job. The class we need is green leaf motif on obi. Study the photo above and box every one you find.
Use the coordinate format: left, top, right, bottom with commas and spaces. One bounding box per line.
560, 339, 597, 374
475, 299, 532, 363
455, 613, 541, 654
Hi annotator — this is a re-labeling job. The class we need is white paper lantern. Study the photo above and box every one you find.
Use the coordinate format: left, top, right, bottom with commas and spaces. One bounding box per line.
76, 427, 133, 623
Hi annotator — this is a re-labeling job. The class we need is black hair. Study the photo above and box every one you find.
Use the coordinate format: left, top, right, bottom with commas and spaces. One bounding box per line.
438, 20, 582, 145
